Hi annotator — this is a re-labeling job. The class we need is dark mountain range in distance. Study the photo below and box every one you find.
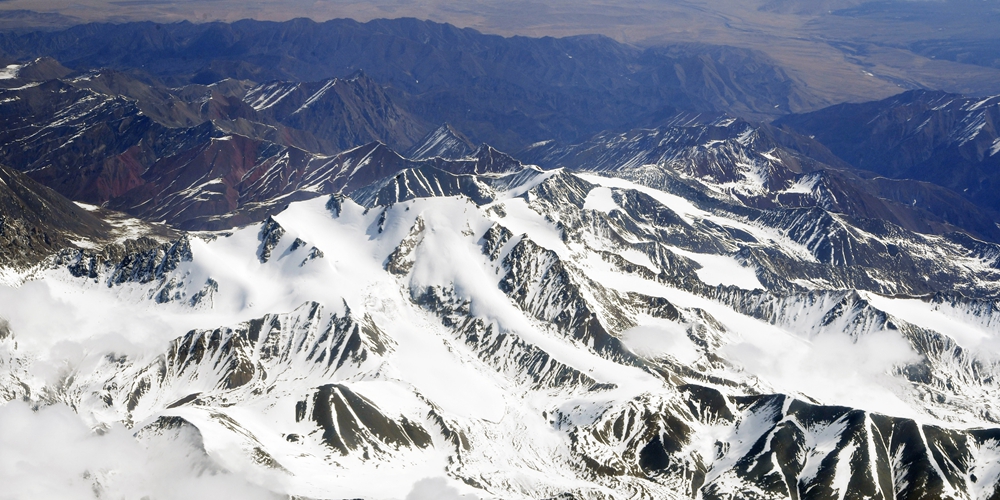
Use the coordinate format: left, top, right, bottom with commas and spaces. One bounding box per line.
0, 17, 859, 151
6, 0, 1000, 108
776, 90, 1000, 213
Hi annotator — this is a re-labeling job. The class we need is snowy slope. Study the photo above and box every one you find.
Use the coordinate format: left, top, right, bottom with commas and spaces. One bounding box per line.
2, 155, 1000, 499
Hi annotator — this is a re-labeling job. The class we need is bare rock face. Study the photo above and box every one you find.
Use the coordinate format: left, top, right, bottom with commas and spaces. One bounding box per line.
0, 18, 817, 150
299, 384, 432, 456
257, 216, 285, 263
0, 66, 430, 230
0, 163, 111, 267
776, 90, 1000, 213
246, 73, 428, 152
527, 118, 1000, 243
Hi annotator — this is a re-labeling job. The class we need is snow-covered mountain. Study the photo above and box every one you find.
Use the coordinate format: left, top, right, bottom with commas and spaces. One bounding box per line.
2, 119, 1000, 498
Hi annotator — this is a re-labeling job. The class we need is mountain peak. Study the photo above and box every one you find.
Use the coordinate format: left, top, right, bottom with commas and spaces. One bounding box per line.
406, 123, 476, 161
470, 143, 524, 174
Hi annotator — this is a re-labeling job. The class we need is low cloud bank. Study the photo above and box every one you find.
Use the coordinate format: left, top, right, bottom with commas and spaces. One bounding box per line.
0, 401, 280, 500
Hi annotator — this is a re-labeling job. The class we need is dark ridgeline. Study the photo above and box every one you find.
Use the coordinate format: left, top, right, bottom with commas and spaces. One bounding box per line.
776, 90, 1000, 213
526, 118, 1000, 243
0, 18, 812, 150
0, 38, 998, 257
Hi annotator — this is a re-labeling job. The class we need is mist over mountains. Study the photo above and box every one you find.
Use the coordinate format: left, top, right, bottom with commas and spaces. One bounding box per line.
1, 4, 1000, 500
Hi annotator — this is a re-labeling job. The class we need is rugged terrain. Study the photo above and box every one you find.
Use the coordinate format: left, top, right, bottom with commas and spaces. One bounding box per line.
1, 11, 1000, 500
0, 18, 836, 150
2, 112, 1000, 498
776, 91, 1000, 213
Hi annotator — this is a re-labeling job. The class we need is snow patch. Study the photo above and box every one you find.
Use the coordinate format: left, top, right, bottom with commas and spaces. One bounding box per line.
860, 292, 996, 351
666, 246, 763, 290
577, 261, 920, 419
488, 197, 570, 258
781, 174, 821, 195
0, 64, 21, 80
73, 201, 101, 212
576, 173, 708, 224
582, 186, 619, 213
405, 477, 479, 500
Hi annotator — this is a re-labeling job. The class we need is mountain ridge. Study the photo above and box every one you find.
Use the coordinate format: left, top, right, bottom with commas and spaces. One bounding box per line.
0, 17, 824, 150
775, 89, 1000, 213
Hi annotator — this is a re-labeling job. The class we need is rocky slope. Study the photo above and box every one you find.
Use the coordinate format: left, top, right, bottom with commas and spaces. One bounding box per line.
523, 118, 1000, 244
0, 162, 110, 267
775, 90, 1000, 213
0, 66, 435, 229
0, 162, 177, 269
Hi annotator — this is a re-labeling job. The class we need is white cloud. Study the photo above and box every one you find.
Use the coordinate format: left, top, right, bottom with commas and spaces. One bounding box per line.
0, 401, 281, 500
721, 328, 921, 418
405, 477, 478, 500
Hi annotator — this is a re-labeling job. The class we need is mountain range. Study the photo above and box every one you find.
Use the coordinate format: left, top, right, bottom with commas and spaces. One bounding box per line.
0, 18, 825, 150
1, 13, 1000, 500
